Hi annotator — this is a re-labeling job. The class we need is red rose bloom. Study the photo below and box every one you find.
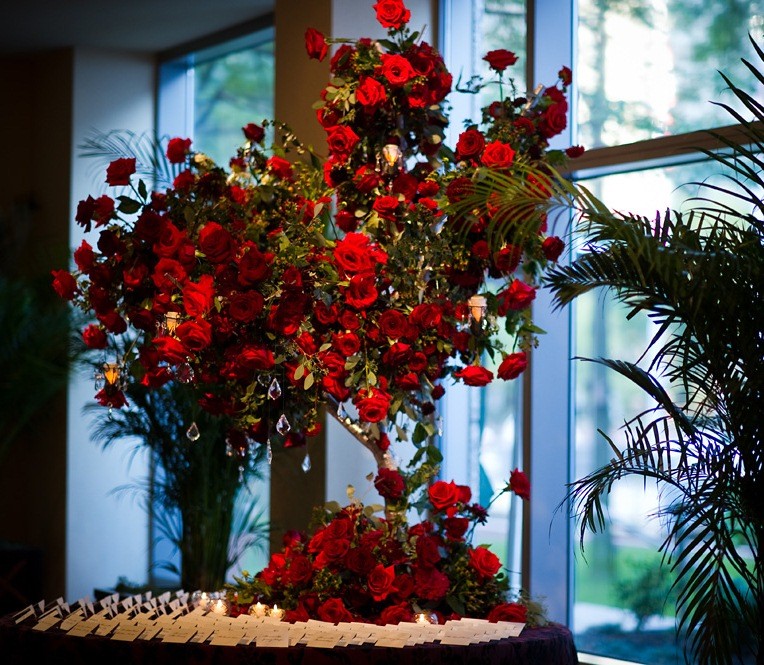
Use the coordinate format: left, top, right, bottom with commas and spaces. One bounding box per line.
565, 144, 585, 158
176, 319, 212, 352
414, 566, 449, 601
95, 387, 128, 409
198, 221, 234, 264
416, 534, 441, 567
326, 125, 360, 162
183, 275, 216, 318
483, 49, 518, 72
173, 169, 195, 191
378, 603, 413, 625
304, 27, 328, 61
317, 598, 353, 624
481, 141, 516, 169
374, 468, 405, 501
51, 269, 78, 300
286, 554, 313, 585
367, 564, 396, 601
166, 137, 191, 163
373, 195, 401, 220
377, 309, 408, 339
498, 351, 528, 380
237, 246, 272, 285
334, 232, 376, 274
105, 157, 136, 186
444, 517, 470, 542
380, 53, 416, 86
228, 290, 264, 323
82, 324, 107, 349
539, 103, 568, 138
497, 279, 536, 315
333, 331, 361, 357
354, 165, 382, 193
510, 468, 530, 500
266, 155, 293, 180
345, 273, 378, 310
469, 546, 501, 578
456, 129, 485, 161
153, 336, 189, 365
493, 245, 522, 274
355, 387, 391, 423
373, 0, 411, 29
542, 235, 565, 261
454, 365, 494, 386
487, 602, 527, 623
559, 65, 573, 86
356, 76, 387, 108
428, 480, 460, 511
242, 122, 265, 142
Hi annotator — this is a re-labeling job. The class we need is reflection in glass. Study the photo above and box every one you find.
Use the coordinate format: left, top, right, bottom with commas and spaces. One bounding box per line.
577, 0, 763, 148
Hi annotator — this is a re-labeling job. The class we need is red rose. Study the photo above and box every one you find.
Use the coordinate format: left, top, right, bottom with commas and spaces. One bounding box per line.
510, 468, 530, 500
497, 279, 536, 315
153, 336, 189, 364
267, 155, 293, 180
493, 245, 522, 274
481, 141, 516, 169
454, 365, 494, 386
542, 235, 565, 261
414, 566, 449, 601
173, 169, 195, 190
237, 246, 272, 285
242, 122, 265, 142
377, 309, 408, 339
330, 44, 355, 74
565, 144, 585, 158
228, 290, 264, 323
367, 564, 396, 602
356, 76, 387, 108
469, 546, 501, 579
95, 387, 128, 409
487, 602, 527, 623
382, 341, 411, 366
559, 65, 572, 86
392, 173, 419, 202
380, 53, 416, 86
355, 387, 391, 423
415, 534, 441, 567
431, 384, 445, 400
378, 603, 413, 625
304, 27, 328, 61
153, 222, 186, 258
326, 125, 360, 162
444, 517, 469, 542
374, 468, 405, 501
338, 309, 360, 331
445, 177, 474, 203
498, 352, 528, 381
317, 598, 353, 624
176, 319, 212, 352
105, 157, 136, 186
334, 209, 358, 233
166, 137, 191, 163
539, 103, 568, 138
372, 195, 400, 220
396, 372, 420, 390
183, 275, 215, 318
373, 0, 411, 29
82, 324, 107, 349
409, 303, 441, 329
345, 273, 378, 310
333, 331, 360, 357
483, 49, 518, 72
51, 269, 78, 300
198, 221, 234, 263
456, 129, 485, 161
286, 554, 313, 586
152, 258, 187, 291
237, 345, 276, 371
346, 546, 377, 575
428, 480, 460, 511
334, 233, 376, 275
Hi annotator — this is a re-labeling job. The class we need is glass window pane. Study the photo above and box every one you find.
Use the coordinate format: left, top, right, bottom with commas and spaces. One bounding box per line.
577, 0, 763, 148
572, 158, 759, 663
194, 37, 274, 166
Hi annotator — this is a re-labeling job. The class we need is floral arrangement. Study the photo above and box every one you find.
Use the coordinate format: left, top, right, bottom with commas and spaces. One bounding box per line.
51, 0, 579, 465
228, 464, 540, 625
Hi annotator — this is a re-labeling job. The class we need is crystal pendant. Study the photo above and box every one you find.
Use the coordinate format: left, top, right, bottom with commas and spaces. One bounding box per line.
266, 438, 273, 465
336, 402, 348, 420
267, 377, 282, 401
186, 422, 200, 441
238, 465, 245, 483
276, 414, 291, 436
176, 363, 194, 383
301, 452, 312, 473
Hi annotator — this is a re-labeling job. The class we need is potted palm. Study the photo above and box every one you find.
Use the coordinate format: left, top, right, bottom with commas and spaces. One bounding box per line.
542, 38, 763, 665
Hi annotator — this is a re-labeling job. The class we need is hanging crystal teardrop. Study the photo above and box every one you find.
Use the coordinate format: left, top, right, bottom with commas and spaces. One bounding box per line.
276, 414, 291, 436
186, 422, 200, 441
301, 452, 312, 473
238, 465, 245, 483
266, 438, 273, 465
267, 378, 282, 401
336, 402, 348, 420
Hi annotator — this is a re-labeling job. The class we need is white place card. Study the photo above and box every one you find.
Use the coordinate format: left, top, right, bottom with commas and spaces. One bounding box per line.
32, 614, 61, 632
137, 625, 162, 641
111, 624, 145, 642
161, 627, 197, 643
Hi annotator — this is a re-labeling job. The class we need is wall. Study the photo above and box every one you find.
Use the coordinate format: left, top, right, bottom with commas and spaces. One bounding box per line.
65, 49, 155, 600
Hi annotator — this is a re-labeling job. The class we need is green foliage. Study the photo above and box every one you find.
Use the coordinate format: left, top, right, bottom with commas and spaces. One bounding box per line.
543, 37, 764, 665
616, 560, 677, 631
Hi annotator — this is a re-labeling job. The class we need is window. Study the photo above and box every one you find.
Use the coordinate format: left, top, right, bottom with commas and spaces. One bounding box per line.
155, 23, 275, 583
442, 0, 761, 663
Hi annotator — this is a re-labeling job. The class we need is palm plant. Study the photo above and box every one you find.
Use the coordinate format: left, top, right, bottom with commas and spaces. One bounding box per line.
88, 381, 268, 591
540, 39, 763, 665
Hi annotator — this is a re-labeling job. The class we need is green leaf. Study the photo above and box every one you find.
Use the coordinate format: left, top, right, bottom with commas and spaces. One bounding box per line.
303, 372, 315, 390
117, 196, 141, 214
412, 422, 428, 445
137, 179, 148, 201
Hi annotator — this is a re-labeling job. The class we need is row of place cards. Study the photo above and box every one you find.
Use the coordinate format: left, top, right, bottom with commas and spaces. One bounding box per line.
13, 595, 523, 649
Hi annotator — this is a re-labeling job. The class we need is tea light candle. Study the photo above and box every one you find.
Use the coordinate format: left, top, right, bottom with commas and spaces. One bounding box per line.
249, 602, 268, 618
415, 612, 430, 624
269, 604, 285, 620
212, 599, 228, 616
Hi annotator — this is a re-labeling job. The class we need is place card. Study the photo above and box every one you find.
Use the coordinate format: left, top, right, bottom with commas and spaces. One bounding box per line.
255, 629, 290, 648
32, 613, 61, 632
209, 633, 246, 647
111, 623, 145, 642
188, 627, 214, 643
160, 627, 197, 643
137, 624, 162, 641
59, 609, 85, 632
13, 606, 35, 624
303, 631, 340, 649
